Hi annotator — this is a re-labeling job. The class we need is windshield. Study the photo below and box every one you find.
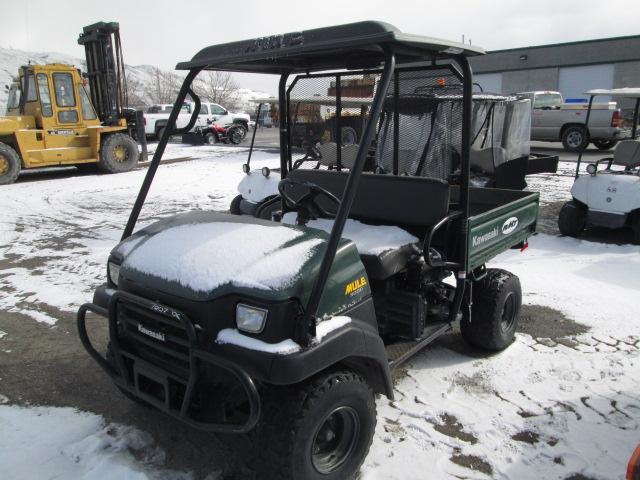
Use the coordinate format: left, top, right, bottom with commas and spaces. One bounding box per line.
7, 83, 21, 111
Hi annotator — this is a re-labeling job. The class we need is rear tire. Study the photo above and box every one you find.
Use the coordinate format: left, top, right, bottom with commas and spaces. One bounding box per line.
0, 142, 21, 185
561, 126, 589, 152
250, 370, 376, 480
461, 268, 522, 351
558, 200, 587, 237
592, 139, 618, 151
98, 133, 139, 173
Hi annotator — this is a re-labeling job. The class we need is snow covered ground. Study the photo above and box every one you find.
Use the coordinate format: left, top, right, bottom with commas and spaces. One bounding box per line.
0, 147, 638, 479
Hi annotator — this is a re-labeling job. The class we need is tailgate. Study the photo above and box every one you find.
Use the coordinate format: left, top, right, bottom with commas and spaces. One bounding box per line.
466, 190, 539, 271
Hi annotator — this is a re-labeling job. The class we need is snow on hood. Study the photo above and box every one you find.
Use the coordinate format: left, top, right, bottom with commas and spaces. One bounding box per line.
282, 213, 418, 255
122, 220, 323, 293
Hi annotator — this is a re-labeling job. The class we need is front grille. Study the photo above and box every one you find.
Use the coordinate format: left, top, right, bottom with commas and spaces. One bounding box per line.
118, 302, 191, 378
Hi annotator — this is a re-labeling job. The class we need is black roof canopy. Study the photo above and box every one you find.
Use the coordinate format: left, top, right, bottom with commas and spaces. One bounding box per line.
176, 21, 485, 74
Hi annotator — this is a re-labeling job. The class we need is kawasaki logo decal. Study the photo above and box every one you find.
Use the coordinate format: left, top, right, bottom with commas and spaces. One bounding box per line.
345, 276, 367, 296
502, 217, 519, 235
137, 323, 165, 342
472, 227, 499, 247
471, 216, 520, 247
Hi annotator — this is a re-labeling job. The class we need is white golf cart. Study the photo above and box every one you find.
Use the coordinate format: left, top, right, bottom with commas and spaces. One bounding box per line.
559, 88, 640, 243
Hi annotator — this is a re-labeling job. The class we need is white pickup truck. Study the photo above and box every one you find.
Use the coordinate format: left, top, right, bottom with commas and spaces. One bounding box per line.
144, 101, 250, 140
517, 91, 624, 152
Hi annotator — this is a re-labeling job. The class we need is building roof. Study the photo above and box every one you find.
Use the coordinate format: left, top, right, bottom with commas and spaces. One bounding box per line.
176, 21, 484, 74
471, 34, 640, 74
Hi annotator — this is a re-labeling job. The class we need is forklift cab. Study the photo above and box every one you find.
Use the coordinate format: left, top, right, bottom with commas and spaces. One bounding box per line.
7, 64, 100, 130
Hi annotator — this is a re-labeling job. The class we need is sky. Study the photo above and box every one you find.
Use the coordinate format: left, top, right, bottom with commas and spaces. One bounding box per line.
1, 0, 639, 94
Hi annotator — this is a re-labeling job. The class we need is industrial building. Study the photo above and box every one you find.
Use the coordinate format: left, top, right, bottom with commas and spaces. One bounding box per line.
470, 34, 640, 109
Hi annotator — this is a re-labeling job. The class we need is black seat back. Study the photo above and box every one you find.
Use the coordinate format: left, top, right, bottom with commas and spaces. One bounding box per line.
287, 169, 450, 227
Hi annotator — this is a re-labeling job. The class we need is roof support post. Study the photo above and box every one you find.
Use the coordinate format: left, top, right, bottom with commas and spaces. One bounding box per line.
300, 47, 396, 346
121, 68, 201, 240
575, 95, 594, 179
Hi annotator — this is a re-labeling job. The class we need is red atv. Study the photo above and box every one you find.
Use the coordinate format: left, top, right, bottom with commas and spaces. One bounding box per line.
201, 122, 244, 145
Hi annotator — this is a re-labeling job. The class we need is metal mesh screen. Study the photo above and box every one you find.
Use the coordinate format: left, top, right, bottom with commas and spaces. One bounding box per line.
287, 71, 382, 170
376, 68, 463, 181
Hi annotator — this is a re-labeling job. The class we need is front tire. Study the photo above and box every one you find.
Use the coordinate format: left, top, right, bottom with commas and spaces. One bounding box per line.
0, 142, 21, 185
562, 126, 589, 152
631, 211, 640, 245
229, 194, 243, 215
250, 370, 376, 480
461, 268, 522, 351
558, 200, 587, 237
98, 133, 139, 173
204, 132, 217, 145
592, 139, 618, 151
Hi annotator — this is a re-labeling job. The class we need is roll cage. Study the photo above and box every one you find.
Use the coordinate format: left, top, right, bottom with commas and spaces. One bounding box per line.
121, 21, 484, 346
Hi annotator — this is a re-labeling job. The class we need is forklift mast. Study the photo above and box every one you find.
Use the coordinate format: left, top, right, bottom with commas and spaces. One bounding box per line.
78, 21, 128, 126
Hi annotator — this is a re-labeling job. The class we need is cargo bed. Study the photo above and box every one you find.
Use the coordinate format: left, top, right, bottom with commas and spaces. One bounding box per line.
451, 187, 539, 271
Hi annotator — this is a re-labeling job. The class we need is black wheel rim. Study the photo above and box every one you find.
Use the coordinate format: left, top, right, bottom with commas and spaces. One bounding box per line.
500, 292, 517, 332
311, 406, 360, 474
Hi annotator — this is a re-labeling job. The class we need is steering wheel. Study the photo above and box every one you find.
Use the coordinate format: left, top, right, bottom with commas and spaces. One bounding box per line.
277, 177, 341, 222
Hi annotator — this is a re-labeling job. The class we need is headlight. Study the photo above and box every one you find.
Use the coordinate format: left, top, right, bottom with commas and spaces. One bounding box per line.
236, 303, 268, 333
108, 261, 121, 287
586, 163, 597, 175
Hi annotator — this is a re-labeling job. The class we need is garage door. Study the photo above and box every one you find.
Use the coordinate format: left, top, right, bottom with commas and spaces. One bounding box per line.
474, 73, 503, 94
558, 64, 614, 102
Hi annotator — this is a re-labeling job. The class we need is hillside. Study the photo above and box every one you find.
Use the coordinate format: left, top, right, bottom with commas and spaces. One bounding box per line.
0, 45, 268, 114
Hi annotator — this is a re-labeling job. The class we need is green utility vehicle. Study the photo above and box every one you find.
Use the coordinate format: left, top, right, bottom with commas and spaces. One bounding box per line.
78, 22, 539, 479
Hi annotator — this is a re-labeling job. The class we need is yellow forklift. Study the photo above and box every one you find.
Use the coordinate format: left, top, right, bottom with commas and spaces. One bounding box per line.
0, 22, 143, 185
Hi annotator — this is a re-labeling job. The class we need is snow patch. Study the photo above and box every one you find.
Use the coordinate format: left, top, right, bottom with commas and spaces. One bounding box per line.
282, 213, 418, 255
123, 222, 322, 292
215, 316, 351, 354
0, 404, 188, 480
315, 316, 352, 342
216, 328, 301, 354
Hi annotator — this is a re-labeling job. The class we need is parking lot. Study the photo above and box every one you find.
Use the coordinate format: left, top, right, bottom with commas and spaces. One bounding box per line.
0, 140, 638, 479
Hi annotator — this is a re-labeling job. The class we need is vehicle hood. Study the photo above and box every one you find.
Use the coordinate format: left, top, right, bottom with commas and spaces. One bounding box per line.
112, 211, 363, 307
0, 116, 35, 135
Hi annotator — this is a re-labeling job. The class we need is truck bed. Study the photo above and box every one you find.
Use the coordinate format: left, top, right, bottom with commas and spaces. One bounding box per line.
451, 187, 539, 271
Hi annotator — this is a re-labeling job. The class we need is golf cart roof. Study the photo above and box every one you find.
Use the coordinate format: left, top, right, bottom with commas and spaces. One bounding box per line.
586, 88, 640, 98
176, 21, 485, 73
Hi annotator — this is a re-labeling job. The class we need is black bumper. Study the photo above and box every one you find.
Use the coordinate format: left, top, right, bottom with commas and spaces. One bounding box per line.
77, 289, 261, 433
78, 287, 394, 433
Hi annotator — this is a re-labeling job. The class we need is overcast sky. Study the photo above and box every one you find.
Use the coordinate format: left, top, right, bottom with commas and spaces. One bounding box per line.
1, 0, 639, 94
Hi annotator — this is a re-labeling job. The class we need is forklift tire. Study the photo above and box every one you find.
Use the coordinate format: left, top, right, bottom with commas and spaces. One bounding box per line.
98, 133, 139, 173
229, 194, 243, 215
558, 200, 586, 237
0, 142, 21, 185
561, 125, 589, 152
461, 268, 521, 351
250, 369, 376, 480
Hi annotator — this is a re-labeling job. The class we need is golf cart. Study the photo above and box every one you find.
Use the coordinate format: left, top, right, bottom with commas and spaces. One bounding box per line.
233, 89, 557, 218
78, 22, 540, 479
559, 88, 640, 243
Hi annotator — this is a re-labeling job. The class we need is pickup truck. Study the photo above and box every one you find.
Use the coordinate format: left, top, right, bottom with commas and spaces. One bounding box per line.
517, 91, 624, 152
144, 101, 250, 140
